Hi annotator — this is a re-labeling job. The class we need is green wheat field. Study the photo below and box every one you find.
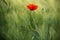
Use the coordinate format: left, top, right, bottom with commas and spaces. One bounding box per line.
0, 0, 60, 40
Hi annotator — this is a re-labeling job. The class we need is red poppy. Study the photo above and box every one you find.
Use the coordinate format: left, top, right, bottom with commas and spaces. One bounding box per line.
27, 4, 38, 11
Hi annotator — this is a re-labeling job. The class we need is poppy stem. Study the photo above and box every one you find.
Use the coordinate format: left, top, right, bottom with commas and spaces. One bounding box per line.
29, 11, 37, 30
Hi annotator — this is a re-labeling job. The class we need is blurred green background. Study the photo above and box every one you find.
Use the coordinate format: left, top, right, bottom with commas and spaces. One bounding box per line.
0, 0, 60, 40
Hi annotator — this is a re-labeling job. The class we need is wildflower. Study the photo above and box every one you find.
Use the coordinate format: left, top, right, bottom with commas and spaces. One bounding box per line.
27, 4, 38, 11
